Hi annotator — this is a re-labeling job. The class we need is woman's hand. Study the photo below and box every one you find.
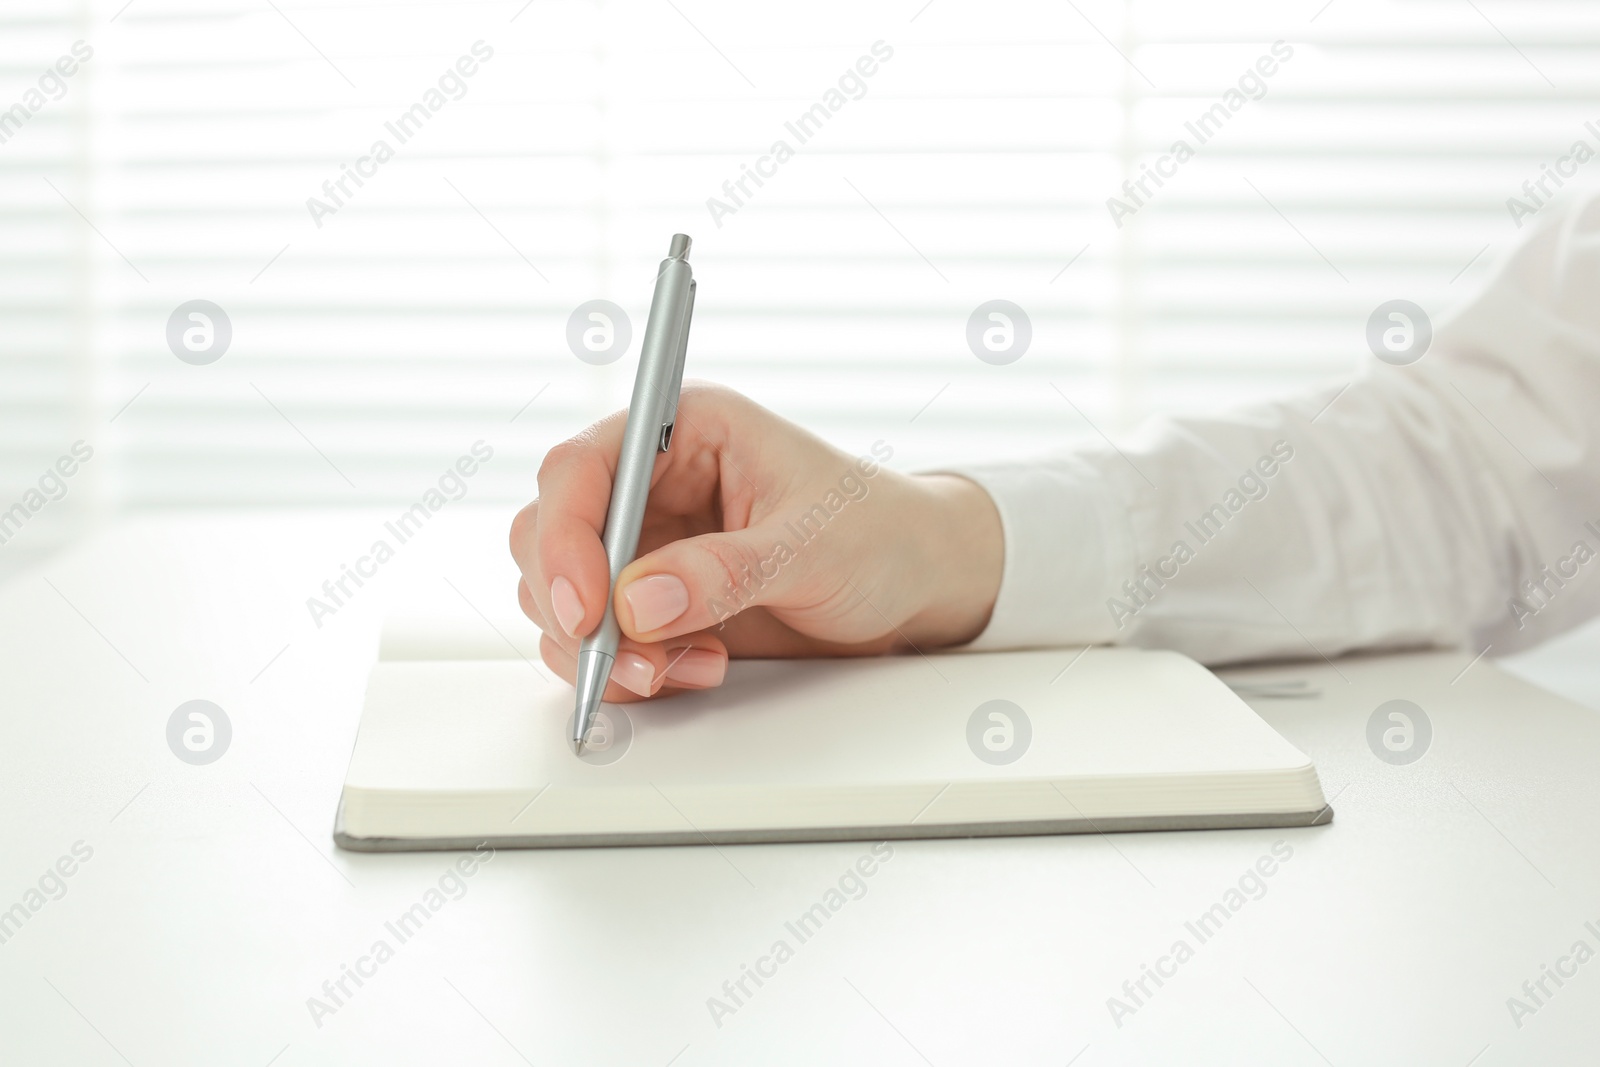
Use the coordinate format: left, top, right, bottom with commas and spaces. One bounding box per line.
509, 382, 1003, 701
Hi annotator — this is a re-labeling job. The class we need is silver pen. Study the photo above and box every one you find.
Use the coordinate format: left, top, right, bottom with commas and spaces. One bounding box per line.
573, 233, 696, 753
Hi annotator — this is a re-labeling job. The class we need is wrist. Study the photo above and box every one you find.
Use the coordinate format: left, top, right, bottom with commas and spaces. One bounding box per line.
897, 473, 1004, 649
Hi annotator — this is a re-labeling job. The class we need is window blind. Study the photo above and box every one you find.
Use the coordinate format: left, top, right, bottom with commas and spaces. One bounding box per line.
1, 0, 93, 566
3, 0, 1598, 531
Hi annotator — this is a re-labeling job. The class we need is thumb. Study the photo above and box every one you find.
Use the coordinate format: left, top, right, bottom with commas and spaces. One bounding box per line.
614, 526, 801, 641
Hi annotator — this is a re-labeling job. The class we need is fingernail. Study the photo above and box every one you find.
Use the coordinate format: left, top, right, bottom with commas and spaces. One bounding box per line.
549, 575, 585, 637
612, 651, 656, 697
664, 647, 727, 689
622, 573, 690, 633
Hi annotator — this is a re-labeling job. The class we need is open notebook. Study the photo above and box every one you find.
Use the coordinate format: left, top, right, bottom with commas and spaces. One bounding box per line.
334, 641, 1330, 851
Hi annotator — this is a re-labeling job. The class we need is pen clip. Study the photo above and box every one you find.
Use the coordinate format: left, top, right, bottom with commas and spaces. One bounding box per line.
659, 278, 695, 452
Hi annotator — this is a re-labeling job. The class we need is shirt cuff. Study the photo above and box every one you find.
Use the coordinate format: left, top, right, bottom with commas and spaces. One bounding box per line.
930, 455, 1135, 651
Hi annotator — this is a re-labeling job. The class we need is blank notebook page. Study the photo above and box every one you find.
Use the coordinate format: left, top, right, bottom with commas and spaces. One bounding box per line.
337, 648, 1326, 845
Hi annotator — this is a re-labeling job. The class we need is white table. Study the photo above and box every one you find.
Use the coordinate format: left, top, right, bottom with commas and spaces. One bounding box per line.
3, 511, 1598, 1066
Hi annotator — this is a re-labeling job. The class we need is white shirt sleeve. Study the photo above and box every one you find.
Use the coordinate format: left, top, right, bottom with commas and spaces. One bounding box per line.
951, 191, 1600, 664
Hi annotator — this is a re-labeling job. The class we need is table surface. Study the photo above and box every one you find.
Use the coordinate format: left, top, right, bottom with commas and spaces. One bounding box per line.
3, 510, 1599, 1067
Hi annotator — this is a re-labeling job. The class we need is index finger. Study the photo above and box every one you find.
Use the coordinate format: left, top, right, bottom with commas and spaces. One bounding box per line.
512, 412, 628, 640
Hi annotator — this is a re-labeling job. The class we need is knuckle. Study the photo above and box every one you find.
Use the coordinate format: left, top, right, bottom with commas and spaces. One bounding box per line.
537, 422, 611, 491
535, 439, 584, 489
508, 501, 538, 552
678, 379, 717, 401
680, 379, 737, 411
696, 537, 764, 605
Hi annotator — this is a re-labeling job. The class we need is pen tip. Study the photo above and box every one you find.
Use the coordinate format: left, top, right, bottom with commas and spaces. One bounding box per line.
572, 737, 585, 756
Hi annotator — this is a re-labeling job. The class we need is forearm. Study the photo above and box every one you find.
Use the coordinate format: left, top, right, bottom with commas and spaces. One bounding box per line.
943, 197, 1600, 663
